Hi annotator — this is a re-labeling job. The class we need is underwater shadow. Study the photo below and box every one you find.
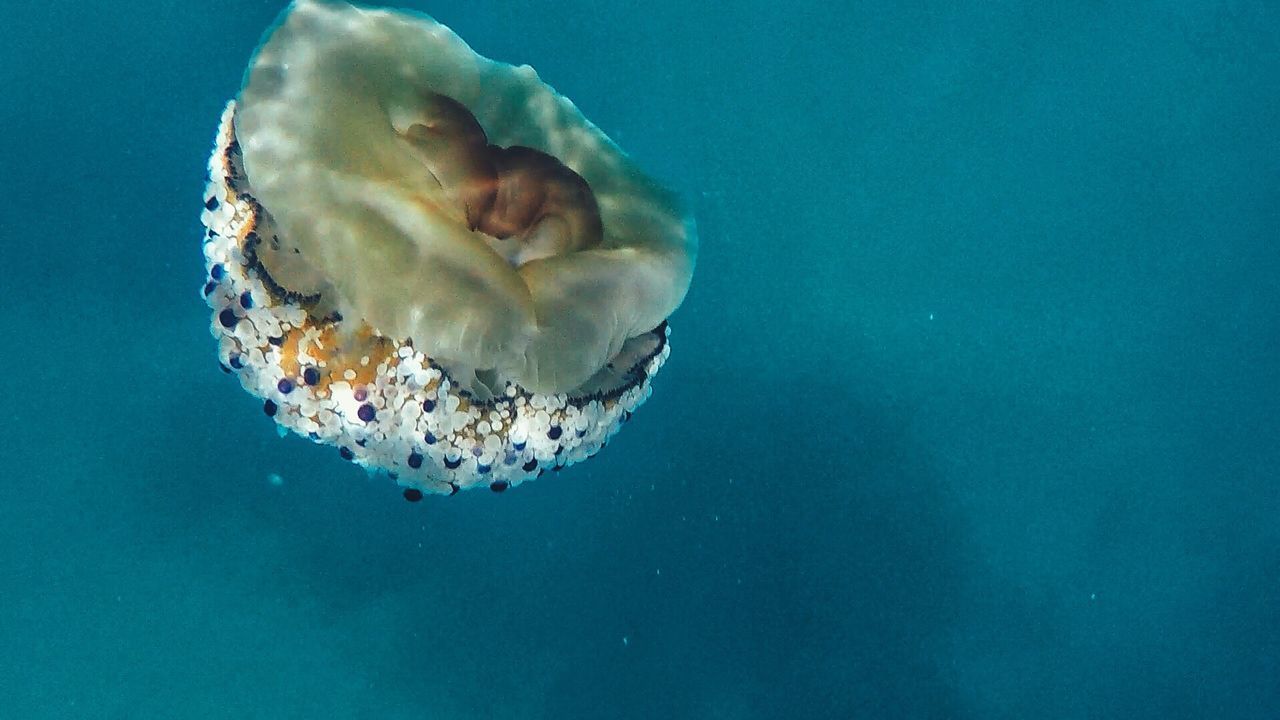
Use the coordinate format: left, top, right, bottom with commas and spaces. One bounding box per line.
376, 359, 974, 719
134, 352, 973, 719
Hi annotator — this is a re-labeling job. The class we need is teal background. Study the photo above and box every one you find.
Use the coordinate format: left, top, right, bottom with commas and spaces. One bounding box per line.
1, 1, 1278, 717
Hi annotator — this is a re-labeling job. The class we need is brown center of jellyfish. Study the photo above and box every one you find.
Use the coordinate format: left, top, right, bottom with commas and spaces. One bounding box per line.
403, 93, 603, 265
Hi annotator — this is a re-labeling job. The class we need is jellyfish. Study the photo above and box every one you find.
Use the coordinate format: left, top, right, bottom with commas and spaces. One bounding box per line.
200, 0, 696, 496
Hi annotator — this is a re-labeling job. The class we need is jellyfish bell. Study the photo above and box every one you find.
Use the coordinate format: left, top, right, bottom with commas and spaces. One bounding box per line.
200, 0, 696, 495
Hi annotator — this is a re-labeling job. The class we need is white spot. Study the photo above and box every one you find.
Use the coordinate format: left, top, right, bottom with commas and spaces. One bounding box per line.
267, 472, 284, 486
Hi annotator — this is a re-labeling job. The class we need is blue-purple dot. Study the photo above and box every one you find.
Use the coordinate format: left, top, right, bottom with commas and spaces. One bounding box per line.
263, 399, 277, 417
303, 367, 320, 386
218, 308, 238, 328
407, 452, 423, 469
513, 441, 526, 451
403, 488, 424, 502
522, 459, 539, 472
339, 446, 354, 461
210, 264, 225, 280
489, 480, 509, 493
204, 195, 219, 211
471, 446, 484, 458
357, 403, 376, 422
228, 354, 244, 370
239, 291, 254, 309
202, 281, 216, 297
277, 378, 294, 394
444, 456, 462, 470
422, 398, 436, 412
547, 426, 563, 440
424, 432, 437, 445
477, 464, 491, 475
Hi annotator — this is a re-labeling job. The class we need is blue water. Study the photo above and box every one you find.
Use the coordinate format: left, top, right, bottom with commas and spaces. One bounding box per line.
2, 1, 1278, 717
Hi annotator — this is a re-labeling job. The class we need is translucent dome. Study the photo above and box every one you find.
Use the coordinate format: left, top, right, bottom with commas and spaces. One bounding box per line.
201, 0, 696, 496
